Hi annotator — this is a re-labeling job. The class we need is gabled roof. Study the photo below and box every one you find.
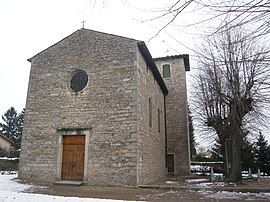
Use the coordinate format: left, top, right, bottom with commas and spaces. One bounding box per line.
27, 28, 136, 62
153, 54, 190, 71
0, 134, 13, 144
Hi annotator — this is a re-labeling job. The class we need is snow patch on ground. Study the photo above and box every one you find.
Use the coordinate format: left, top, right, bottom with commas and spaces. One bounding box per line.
138, 190, 181, 201
185, 179, 209, 183
0, 174, 32, 192
0, 157, 19, 160
165, 181, 179, 185
190, 165, 210, 172
189, 182, 227, 188
0, 174, 137, 202
185, 178, 228, 188
0, 192, 129, 202
198, 190, 270, 200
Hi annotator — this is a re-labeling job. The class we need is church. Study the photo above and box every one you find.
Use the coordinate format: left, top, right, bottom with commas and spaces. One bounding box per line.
19, 28, 190, 186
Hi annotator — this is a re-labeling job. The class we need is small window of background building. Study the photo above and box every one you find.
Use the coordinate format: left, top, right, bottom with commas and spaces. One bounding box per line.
163, 64, 171, 78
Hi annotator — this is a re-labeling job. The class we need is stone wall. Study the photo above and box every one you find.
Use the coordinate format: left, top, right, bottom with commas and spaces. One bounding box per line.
0, 135, 12, 156
19, 29, 139, 185
136, 50, 166, 184
154, 57, 190, 175
0, 158, 19, 171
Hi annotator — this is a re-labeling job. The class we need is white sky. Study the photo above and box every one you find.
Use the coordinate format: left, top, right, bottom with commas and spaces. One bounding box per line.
0, 0, 268, 146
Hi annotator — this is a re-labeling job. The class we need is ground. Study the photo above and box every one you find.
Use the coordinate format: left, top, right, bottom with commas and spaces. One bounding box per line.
1, 172, 270, 201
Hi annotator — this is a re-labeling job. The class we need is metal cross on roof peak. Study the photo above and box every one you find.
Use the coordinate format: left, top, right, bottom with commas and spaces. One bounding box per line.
81, 20, 86, 28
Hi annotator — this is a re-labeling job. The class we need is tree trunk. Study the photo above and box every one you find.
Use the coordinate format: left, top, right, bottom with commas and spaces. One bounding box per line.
222, 139, 229, 177
228, 134, 242, 181
222, 127, 242, 182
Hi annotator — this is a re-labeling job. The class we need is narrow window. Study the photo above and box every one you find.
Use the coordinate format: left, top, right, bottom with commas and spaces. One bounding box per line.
158, 109, 160, 133
149, 98, 152, 127
163, 64, 171, 78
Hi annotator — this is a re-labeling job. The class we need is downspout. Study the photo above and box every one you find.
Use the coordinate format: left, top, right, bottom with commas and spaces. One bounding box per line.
164, 94, 168, 173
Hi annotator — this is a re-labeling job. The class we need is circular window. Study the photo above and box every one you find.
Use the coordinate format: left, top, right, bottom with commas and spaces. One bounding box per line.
69, 70, 88, 93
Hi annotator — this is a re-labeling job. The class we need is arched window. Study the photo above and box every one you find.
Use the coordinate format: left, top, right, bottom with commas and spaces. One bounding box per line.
163, 64, 171, 78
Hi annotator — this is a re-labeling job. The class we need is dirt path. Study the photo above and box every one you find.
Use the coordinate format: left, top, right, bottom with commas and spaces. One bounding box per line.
25, 174, 270, 201
30, 183, 270, 201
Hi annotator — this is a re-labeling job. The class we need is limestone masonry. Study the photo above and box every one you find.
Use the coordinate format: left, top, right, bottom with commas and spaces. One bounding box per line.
19, 28, 190, 186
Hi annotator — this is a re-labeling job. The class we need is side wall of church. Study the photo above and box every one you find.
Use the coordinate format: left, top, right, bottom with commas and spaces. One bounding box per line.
136, 50, 166, 184
155, 58, 190, 175
19, 30, 139, 186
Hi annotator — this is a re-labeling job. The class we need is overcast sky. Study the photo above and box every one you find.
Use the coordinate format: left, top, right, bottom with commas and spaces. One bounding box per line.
0, 0, 268, 146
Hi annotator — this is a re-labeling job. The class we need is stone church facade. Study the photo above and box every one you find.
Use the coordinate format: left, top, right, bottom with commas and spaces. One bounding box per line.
19, 28, 190, 186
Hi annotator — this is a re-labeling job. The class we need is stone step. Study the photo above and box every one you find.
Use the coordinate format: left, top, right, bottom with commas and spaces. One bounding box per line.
54, 180, 84, 186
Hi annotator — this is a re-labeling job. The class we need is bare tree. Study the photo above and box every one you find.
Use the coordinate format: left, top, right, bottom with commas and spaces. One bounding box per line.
142, 0, 270, 40
86, 0, 270, 41
192, 25, 270, 182
198, 0, 270, 37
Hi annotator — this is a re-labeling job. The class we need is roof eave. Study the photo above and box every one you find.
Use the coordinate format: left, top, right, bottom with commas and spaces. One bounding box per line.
137, 42, 168, 95
153, 55, 190, 71
0, 134, 13, 144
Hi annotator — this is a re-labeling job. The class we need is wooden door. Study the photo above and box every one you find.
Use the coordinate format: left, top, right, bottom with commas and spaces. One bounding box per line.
167, 154, 174, 173
61, 135, 85, 181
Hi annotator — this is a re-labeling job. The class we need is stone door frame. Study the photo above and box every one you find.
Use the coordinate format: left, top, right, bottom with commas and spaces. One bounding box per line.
56, 128, 90, 183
